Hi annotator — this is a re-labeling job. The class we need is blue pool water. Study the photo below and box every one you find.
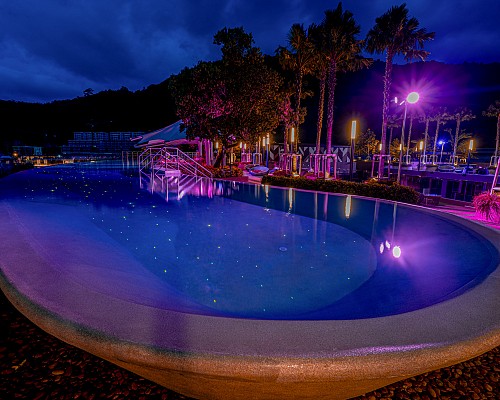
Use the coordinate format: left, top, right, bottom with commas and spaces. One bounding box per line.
1, 163, 498, 320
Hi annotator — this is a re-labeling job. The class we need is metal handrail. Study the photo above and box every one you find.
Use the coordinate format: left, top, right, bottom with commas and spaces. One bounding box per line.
138, 146, 213, 179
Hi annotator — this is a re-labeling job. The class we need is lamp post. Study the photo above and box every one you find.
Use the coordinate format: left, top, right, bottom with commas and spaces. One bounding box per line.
464, 139, 473, 176
349, 120, 357, 181
265, 134, 270, 168
418, 140, 424, 171
397, 92, 419, 183
290, 127, 297, 174
438, 140, 446, 163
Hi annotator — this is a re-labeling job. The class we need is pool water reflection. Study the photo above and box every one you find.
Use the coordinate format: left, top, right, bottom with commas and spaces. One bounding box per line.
1, 164, 498, 320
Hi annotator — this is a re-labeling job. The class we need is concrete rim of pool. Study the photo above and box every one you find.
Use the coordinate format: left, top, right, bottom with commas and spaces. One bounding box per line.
0, 198, 499, 400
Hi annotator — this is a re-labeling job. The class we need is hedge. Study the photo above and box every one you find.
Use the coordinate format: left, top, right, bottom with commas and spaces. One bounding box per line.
204, 165, 243, 178
261, 176, 421, 204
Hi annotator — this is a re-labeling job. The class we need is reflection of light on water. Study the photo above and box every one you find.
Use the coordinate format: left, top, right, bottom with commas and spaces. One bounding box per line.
344, 195, 352, 219
380, 240, 403, 259
392, 246, 402, 258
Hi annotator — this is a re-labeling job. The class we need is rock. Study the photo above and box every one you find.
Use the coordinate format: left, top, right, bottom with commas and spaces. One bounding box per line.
51, 369, 64, 376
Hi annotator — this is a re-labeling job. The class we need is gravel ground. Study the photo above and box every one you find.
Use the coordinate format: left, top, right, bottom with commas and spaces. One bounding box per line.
1, 290, 498, 399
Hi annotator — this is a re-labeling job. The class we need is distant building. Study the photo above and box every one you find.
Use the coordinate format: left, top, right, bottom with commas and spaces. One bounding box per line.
62, 131, 143, 155
12, 146, 43, 157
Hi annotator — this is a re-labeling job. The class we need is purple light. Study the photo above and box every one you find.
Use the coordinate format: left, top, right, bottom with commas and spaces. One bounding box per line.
406, 92, 419, 104
392, 246, 402, 258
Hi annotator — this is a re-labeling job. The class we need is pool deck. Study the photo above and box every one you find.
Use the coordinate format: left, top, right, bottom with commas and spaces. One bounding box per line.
0, 193, 499, 400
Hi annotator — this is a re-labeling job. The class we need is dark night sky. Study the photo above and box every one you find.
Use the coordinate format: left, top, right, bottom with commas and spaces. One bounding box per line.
1, 0, 499, 103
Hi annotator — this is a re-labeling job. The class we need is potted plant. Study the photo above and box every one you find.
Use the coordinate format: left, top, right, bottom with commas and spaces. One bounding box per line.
472, 192, 500, 222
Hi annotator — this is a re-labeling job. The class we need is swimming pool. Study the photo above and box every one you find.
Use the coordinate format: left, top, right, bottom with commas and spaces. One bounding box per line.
1, 162, 499, 400
2, 164, 497, 320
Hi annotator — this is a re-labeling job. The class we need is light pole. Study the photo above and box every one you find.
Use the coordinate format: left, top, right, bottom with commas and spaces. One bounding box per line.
418, 140, 424, 171
265, 134, 270, 168
349, 120, 357, 181
397, 92, 419, 183
290, 127, 298, 174
438, 140, 446, 163
464, 139, 473, 176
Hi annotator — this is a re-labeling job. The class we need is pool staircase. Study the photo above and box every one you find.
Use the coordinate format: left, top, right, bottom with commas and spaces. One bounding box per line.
138, 146, 212, 186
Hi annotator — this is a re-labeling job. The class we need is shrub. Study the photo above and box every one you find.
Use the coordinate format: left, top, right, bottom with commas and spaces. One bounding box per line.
473, 192, 500, 222
270, 169, 291, 177
261, 175, 420, 204
205, 165, 243, 178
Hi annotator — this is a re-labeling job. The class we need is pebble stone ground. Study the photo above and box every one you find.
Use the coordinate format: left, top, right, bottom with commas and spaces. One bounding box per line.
1, 290, 498, 400
1, 201, 499, 399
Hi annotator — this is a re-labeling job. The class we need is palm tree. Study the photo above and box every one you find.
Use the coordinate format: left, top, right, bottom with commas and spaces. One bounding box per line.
386, 113, 401, 169
430, 107, 452, 163
406, 110, 417, 160
308, 23, 329, 155
277, 24, 316, 153
419, 113, 432, 159
387, 113, 402, 150
278, 94, 294, 157
483, 100, 500, 160
322, 3, 371, 159
366, 3, 435, 178
450, 108, 475, 164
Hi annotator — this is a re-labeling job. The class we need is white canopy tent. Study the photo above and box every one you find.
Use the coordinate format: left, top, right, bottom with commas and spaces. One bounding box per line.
133, 120, 199, 148
132, 120, 215, 164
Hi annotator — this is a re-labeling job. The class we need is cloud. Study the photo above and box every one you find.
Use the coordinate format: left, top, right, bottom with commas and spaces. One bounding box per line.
0, 0, 499, 103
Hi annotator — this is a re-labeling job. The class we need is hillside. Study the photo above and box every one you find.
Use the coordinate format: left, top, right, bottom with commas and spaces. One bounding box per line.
1, 61, 499, 154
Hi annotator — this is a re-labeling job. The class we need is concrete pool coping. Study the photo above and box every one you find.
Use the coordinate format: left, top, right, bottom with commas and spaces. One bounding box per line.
0, 199, 499, 400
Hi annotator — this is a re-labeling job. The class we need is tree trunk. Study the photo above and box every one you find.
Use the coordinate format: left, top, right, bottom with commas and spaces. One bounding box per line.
378, 52, 393, 178
294, 70, 303, 154
452, 115, 461, 163
388, 127, 394, 158
423, 118, 430, 157
495, 114, 500, 158
214, 147, 224, 168
432, 116, 441, 160
326, 60, 337, 155
406, 115, 413, 157
315, 73, 326, 155
283, 127, 289, 156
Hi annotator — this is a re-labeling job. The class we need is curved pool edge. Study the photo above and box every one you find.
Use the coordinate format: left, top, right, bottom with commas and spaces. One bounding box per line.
1, 198, 499, 399
1, 272, 499, 400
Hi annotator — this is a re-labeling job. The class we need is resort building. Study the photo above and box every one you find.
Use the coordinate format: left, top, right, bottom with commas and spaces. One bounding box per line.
62, 131, 143, 156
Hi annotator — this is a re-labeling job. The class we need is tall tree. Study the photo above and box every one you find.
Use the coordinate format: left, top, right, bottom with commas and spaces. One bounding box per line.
322, 3, 371, 159
278, 92, 295, 157
356, 128, 379, 158
406, 110, 417, 160
308, 22, 329, 155
456, 131, 474, 160
169, 61, 227, 142
386, 113, 401, 153
429, 107, 452, 162
366, 3, 434, 177
419, 113, 432, 158
483, 100, 500, 159
450, 108, 475, 163
277, 24, 315, 152
170, 27, 283, 165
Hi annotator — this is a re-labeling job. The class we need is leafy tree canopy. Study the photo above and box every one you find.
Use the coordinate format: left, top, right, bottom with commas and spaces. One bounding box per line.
170, 27, 284, 150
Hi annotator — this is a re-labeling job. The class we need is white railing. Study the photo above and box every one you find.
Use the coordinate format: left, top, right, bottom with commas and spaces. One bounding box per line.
139, 146, 212, 183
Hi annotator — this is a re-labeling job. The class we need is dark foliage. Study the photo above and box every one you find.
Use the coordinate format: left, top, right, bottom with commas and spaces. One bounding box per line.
261, 175, 421, 204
